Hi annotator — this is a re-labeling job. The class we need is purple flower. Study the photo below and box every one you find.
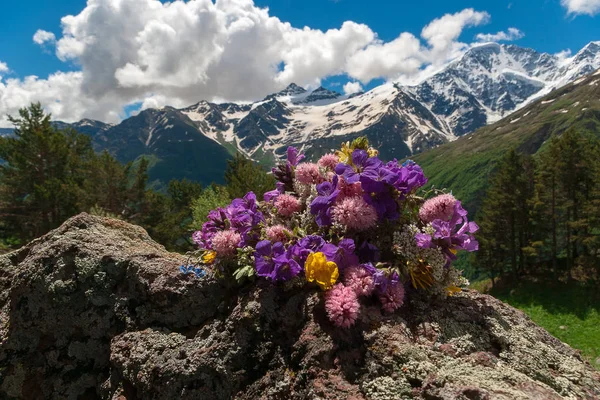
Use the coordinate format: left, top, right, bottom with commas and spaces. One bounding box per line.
321, 238, 359, 271
360, 165, 398, 193
415, 233, 432, 249
310, 175, 340, 226
287, 146, 305, 167
373, 269, 401, 294
335, 150, 383, 184
226, 192, 264, 246
387, 159, 428, 195
272, 247, 303, 281
292, 235, 326, 263
193, 207, 228, 249
255, 240, 301, 281
363, 190, 399, 221
415, 201, 478, 264
360, 262, 377, 275
357, 241, 380, 264
264, 181, 285, 202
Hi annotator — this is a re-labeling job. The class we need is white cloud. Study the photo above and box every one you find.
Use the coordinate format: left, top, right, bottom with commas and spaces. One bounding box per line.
561, 0, 600, 16
346, 9, 490, 83
33, 29, 57, 45
421, 8, 490, 65
0, 61, 8, 74
343, 81, 363, 95
0, 1, 495, 126
475, 27, 524, 42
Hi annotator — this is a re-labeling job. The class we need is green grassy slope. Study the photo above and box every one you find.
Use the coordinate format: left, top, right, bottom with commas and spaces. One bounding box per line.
479, 279, 600, 370
413, 70, 600, 213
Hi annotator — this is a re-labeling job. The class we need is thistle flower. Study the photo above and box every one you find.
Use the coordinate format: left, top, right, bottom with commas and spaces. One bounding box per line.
419, 194, 457, 223
212, 230, 241, 257
337, 177, 363, 201
378, 283, 405, 313
305, 252, 339, 290
318, 153, 340, 170
275, 194, 302, 217
265, 225, 292, 242
331, 196, 378, 231
343, 265, 375, 296
295, 163, 323, 185
325, 283, 360, 328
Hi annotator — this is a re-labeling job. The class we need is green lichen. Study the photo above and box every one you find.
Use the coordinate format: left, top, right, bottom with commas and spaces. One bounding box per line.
362, 376, 413, 400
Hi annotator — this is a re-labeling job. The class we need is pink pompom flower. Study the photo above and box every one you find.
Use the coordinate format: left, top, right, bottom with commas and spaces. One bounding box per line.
265, 224, 292, 242
419, 194, 457, 223
378, 283, 405, 313
331, 196, 378, 231
343, 265, 375, 297
211, 230, 241, 257
325, 283, 360, 328
295, 163, 324, 185
337, 177, 363, 201
275, 194, 302, 217
318, 153, 340, 170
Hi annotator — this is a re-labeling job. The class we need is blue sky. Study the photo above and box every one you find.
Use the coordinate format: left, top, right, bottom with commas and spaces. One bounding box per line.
0, 0, 598, 125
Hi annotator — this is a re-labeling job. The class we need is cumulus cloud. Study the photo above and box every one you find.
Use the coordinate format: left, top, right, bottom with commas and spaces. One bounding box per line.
561, 0, 600, 16
343, 81, 363, 95
421, 9, 490, 64
475, 27, 524, 42
0, 61, 8, 74
346, 9, 490, 83
0, 0, 494, 126
33, 29, 57, 45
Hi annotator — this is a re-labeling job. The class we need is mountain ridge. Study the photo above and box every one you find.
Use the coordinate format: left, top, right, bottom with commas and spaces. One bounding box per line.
3, 41, 600, 186
412, 67, 600, 213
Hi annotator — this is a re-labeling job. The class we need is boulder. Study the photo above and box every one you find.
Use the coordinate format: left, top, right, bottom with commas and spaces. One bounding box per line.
0, 213, 598, 399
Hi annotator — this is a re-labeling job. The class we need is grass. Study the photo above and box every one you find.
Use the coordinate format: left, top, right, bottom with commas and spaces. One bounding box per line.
472, 278, 600, 370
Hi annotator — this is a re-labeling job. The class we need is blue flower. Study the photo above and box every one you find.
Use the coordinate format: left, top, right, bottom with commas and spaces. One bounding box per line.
193, 267, 207, 278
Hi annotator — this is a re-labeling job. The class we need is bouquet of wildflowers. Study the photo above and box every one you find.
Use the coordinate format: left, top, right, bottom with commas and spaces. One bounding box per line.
187, 138, 478, 328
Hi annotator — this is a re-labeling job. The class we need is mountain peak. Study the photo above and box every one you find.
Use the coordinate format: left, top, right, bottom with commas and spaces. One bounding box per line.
295, 86, 341, 104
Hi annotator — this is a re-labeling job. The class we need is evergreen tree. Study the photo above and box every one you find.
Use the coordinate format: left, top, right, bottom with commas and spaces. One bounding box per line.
224, 153, 275, 199
0, 103, 95, 239
476, 149, 535, 283
85, 150, 130, 216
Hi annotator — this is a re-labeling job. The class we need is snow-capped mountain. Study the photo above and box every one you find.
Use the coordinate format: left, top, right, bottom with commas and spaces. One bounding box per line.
405, 41, 600, 135
175, 41, 600, 162
44, 41, 600, 184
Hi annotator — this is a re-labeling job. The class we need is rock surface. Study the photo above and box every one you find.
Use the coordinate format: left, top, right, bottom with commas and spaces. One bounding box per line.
0, 214, 599, 399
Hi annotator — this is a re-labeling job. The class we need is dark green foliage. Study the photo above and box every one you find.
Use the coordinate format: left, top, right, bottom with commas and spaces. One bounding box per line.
0, 104, 206, 252
224, 153, 276, 199
476, 150, 535, 283
191, 185, 231, 228
0, 103, 95, 239
141, 179, 204, 253
476, 130, 600, 283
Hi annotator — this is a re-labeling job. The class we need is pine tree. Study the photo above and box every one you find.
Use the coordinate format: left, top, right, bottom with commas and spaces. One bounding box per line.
0, 103, 95, 239
224, 153, 275, 199
475, 149, 535, 283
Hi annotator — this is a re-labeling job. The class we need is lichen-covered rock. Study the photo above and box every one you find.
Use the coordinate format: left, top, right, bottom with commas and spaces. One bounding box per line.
0, 214, 599, 399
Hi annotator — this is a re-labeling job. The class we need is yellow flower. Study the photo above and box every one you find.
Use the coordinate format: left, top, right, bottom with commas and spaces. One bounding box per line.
305, 252, 339, 290
336, 142, 353, 164
336, 137, 378, 164
446, 285, 462, 296
202, 250, 217, 265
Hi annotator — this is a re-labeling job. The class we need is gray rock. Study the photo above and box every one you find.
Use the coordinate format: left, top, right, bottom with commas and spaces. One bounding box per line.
0, 213, 599, 399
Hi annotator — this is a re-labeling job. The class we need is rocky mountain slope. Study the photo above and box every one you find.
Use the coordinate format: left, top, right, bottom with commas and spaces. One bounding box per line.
3, 42, 599, 186
413, 68, 600, 213
0, 213, 599, 399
